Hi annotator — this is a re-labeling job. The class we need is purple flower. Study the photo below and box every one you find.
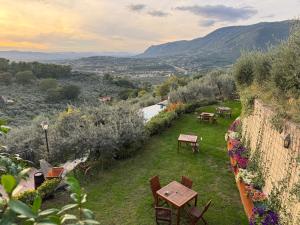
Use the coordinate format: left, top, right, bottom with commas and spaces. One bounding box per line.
253, 207, 265, 217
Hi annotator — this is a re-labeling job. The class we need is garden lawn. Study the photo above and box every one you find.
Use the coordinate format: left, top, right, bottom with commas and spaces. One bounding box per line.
45, 101, 248, 225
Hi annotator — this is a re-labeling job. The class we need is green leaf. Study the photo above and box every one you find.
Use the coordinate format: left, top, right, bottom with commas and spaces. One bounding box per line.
0, 208, 17, 225
1, 175, 16, 194
66, 176, 81, 194
70, 193, 79, 202
82, 208, 94, 219
57, 203, 78, 215
81, 193, 87, 204
61, 214, 77, 223
18, 168, 31, 179
82, 219, 100, 224
8, 200, 37, 218
32, 195, 42, 214
38, 208, 59, 217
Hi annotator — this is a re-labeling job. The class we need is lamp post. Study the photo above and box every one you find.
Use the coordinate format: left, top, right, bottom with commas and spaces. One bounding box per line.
41, 121, 50, 155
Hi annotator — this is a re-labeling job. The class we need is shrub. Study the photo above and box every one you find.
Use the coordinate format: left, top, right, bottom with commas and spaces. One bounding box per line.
15, 70, 36, 84
61, 84, 81, 100
271, 29, 300, 98
3, 103, 146, 165
45, 87, 63, 102
240, 92, 256, 116
253, 52, 272, 83
137, 94, 160, 107
0, 72, 13, 85
13, 190, 37, 205
37, 178, 61, 199
39, 78, 58, 91
233, 53, 254, 86
146, 111, 178, 135
169, 77, 216, 103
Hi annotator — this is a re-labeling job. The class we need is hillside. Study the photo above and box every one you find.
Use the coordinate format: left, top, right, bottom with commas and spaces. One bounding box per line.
139, 20, 292, 62
0, 51, 135, 62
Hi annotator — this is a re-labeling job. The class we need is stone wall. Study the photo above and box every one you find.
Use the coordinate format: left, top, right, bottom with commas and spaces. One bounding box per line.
242, 100, 300, 224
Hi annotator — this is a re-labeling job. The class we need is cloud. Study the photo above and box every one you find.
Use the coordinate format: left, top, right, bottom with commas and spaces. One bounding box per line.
175, 5, 257, 22
199, 19, 216, 27
128, 4, 146, 12
148, 10, 169, 17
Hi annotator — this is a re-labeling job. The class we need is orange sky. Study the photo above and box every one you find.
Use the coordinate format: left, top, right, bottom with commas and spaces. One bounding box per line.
0, 0, 299, 52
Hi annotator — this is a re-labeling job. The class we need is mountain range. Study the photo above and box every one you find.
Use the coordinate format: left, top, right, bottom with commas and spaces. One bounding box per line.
138, 20, 292, 68
0, 20, 294, 70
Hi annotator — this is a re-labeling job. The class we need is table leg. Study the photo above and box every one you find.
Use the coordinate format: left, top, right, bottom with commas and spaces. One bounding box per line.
194, 195, 198, 206
177, 141, 179, 152
177, 207, 180, 225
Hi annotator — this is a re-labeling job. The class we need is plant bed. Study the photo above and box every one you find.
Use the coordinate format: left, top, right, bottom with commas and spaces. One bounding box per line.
226, 118, 280, 225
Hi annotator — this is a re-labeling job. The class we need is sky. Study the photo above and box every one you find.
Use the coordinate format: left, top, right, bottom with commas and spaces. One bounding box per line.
0, 0, 299, 53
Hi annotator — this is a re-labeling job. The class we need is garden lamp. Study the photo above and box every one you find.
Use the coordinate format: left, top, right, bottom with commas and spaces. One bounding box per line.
41, 121, 50, 155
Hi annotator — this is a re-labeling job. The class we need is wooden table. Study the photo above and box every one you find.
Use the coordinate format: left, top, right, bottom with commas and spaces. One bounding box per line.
178, 134, 198, 152
198, 112, 216, 123
157, 181, 198, 225
216, 107, 232, 117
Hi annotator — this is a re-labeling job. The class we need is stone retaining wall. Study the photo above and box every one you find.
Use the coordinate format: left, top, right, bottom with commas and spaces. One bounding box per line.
242, 100, 300, 224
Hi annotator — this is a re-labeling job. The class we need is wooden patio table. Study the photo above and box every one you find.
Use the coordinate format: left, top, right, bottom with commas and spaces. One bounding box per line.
216, 106, 232, 117
157, 181, 198, 225
198, 112, 216, 123
177, 134, 198, 152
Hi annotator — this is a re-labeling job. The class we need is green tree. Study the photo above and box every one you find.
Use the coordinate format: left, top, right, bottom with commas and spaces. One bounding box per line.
0, 58, 9, 71
15, 71, 36, 85
61, 84, 81, 100
103, 73, 113, 81
233, 53, 254, 86
156, 82, 170, 97
46, 87, 63, 102
138, 90, 147, 97
0, 72, 13, 85
39, 78, 58, 91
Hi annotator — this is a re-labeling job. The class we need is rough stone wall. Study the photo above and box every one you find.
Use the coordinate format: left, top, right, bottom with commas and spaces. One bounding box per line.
242, 100, 300, 224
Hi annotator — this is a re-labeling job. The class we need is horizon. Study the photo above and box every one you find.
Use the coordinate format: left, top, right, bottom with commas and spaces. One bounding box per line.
0, 0, 299, 52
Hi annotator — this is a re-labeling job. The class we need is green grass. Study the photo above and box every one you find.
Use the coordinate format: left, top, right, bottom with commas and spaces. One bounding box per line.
45, 101, 248, 225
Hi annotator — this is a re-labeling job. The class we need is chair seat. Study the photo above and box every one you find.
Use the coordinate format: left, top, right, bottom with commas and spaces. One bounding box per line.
189, 206, 202, 218
157, 209, 172, 220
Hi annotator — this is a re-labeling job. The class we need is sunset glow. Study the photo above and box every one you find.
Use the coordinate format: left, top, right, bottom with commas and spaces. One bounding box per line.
0, 0, 299, 52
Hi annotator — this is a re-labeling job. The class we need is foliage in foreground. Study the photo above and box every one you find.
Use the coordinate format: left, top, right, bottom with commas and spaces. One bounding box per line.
0, 172, 99, 225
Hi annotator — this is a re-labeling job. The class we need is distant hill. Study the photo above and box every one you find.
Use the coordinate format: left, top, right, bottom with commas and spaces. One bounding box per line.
139, 21, 293, 63
0, 51, 135, 62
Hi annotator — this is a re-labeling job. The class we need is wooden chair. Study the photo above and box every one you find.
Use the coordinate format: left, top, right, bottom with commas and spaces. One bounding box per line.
181, 176, 193, 189
189, 200, 212, 225
155, 207, 172, 225
150, 176, 165, 206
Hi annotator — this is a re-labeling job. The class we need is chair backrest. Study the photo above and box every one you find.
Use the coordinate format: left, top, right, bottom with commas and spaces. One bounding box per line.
181, 176, 193, 189
200, 200, 212, 217
150, 176, 161, 199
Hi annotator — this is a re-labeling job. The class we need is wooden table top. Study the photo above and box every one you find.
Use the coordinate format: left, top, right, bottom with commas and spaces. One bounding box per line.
200, 112, 215, 117
178, 134, 198, 143
157, 181, 198, 208
216, 107, 231, 111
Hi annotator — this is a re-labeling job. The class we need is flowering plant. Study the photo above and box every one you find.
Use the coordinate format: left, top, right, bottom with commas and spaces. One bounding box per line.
229, 118, 241, 132
236, 169, 256, 185
235, 155, 248, 169
245, 185, 267, 202
228, 131, 241, 140
250, 207, 279, 225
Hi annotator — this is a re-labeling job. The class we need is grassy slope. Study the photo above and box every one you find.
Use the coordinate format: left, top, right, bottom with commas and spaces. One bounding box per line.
45, 101, 248, 225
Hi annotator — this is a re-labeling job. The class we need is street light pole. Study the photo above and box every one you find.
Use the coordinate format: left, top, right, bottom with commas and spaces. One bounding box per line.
41, 121, 50, 156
